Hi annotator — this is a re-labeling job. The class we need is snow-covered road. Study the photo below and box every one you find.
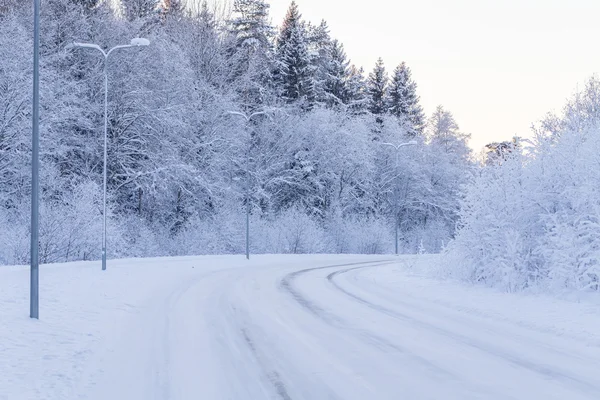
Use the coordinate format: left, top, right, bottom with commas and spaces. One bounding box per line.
2, 255, 600, 399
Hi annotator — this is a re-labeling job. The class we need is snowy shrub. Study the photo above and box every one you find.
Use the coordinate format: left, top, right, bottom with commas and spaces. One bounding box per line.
115, 214, 165, 258
541, 215, 600, 291
350, 217, 391, 254
269, 207, 326, 254
37, 182, 106, 264
0, 208, 29, 265
323, 213, 391, 254
448, 77, 600, 293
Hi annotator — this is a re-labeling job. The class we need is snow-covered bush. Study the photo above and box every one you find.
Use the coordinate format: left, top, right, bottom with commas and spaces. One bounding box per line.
447, 77, 600, 293
324, 213, 392, 254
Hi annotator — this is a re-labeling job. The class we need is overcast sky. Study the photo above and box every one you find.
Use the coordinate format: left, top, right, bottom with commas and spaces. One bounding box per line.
268, 0, 600, 150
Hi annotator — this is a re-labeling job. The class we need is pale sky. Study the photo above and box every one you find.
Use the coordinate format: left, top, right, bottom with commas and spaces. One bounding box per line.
268, 0, 600, 150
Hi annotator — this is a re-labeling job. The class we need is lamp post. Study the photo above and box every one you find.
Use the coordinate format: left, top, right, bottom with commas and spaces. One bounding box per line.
68, 38, 150, 271
226, 111, 265, 260
30, 0, 41, 319
380, 140, 417, 256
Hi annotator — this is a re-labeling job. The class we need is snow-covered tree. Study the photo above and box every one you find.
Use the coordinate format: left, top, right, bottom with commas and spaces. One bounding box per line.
227, 0, 274, 107
121, 0, 159, 21
275, 2, 315, 107
386, 62, 425, 135
306, 20, 334, 105
276, 1, 301, 57
428, 106, 470, 157
230, 0, 272, 50
346, 65, 368, 114
319, 39, 351, 108
367, 58, 388, 122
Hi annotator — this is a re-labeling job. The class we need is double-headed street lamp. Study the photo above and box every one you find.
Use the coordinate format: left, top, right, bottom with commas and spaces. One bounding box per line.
380, 140, 417, 256
68, 38, 150, 271
227, 110, 266, 260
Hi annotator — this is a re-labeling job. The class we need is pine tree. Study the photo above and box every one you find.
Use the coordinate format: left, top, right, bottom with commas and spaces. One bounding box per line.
321, 39, 350, 107
280, 26, 315, 106
230, 0, 272, 50
307, 20, 333, 105
307, 20, 331, 55
428, 105, 470, 158
346, 65, 368, 114
276, 1, 302, 57
386, 62, 425, 135
367, 58, 388, 118
227, 0, 274, 107
121, 0, 159, 21
275, 1, 315, 108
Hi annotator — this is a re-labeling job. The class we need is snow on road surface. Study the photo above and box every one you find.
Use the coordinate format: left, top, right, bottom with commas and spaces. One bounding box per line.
2, 255, 600, 400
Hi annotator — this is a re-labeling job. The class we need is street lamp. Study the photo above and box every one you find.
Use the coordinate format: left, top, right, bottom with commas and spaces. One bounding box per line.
30, 0, 41, 319
68, 38, 150, 271
380, 140, 417, 256
226, 110, 266, 260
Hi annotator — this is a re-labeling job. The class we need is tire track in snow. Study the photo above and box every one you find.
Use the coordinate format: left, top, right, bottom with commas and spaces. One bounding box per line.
225, 268, 345, 400
157, 268, 228, 400
327, 266, 600, 396
279, 260, 459, 381
345, 264, 600, 366
217, 269, 294, 400
240, 328, 293, 400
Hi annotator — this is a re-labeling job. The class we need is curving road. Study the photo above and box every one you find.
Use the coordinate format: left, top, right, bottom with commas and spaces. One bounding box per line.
82, 258, 600, 400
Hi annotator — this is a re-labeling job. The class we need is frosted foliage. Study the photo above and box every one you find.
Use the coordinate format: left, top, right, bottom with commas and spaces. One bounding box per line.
0, 0, 473, 265
448, 77, 600, 292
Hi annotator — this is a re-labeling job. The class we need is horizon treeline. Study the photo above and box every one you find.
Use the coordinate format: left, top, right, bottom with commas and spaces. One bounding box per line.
1, 0, 471, 263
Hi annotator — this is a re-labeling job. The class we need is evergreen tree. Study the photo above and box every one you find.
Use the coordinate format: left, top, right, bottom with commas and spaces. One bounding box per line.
307, 20, 331, 56
428, 105, 471, 161
367, 58, 388, 119
121, 0, 159, 21
227, 0, 274, 107
307, 20, 333, 105
276, 1, 315, 107
386, 62, 425, 135
318, 39, 351, 108
280, 26, 315, 106
276, 1, 302, 57
346, 65, 368, 113
230, 0, 272, 50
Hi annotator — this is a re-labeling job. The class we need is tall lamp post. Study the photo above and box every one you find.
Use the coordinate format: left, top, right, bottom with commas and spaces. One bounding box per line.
30, 0, 41, 319
68, 38, 150, 271
226, 111, 265, 260
381, 140, 417, 256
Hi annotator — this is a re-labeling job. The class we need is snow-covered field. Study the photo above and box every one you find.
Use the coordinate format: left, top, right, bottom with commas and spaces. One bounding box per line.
2, 254, 600, 400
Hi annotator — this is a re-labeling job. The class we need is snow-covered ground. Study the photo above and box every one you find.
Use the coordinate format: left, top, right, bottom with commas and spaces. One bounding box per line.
2, 254, 600, 400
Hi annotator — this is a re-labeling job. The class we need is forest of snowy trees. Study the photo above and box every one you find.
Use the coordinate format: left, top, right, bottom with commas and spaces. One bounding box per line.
2, 0, 598, 294
0, 0, 472, 264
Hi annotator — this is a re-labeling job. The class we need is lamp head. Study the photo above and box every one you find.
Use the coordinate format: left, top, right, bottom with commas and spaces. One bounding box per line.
130, 38, 150, 47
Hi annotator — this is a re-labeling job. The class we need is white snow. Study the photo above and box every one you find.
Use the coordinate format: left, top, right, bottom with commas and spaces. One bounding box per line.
2, 254, 600, 399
